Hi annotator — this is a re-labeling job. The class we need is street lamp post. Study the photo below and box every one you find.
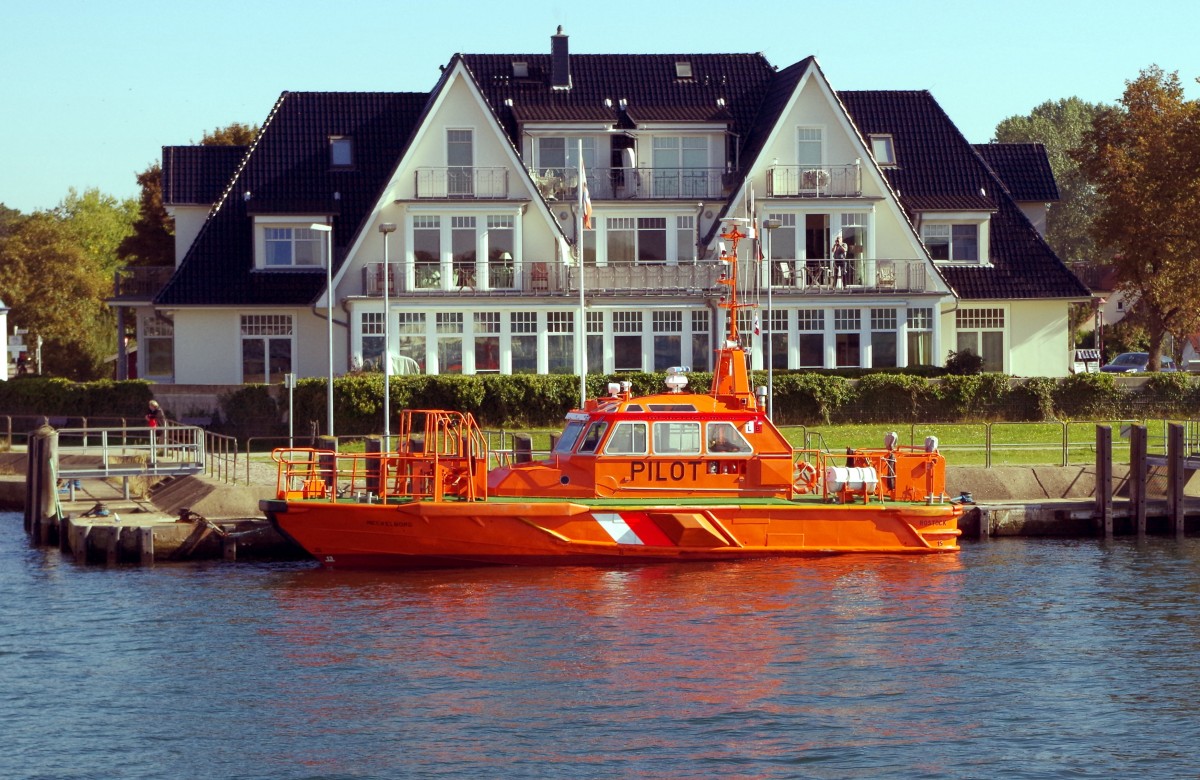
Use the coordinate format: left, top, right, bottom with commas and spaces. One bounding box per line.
761, 218, 783, 420
309, 222, 335, 437
378, 222, 397, 450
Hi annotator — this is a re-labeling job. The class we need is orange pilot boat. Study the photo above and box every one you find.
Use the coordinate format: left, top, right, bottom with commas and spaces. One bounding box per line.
260, 223, 962, 569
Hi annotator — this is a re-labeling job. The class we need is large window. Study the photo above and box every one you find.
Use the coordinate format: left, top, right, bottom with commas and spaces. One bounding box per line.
452, 216, 476, 289
769, 309, 788, 370
447, 129, 473, 197
923, 223, 979, 262
690, 310, 710, 371
613, 311, 644, 371
834, 308, 860, 368
397, 312, 426, 373
956, 307, 1005, 371
487, 215, 515, 288
264, 227, 323, 267
908, 307, 934, 366
241, 314, 293, 384
797, 310, 824, 368
474, 312, 500, 373
606, 217, 667, 264
652, 137, 709, 197
653, 311, 683, 371
142, 315, 174, 377
797, 127, 823, 167
361, 312, 384, 370
870, 308, 898, 368
437, 313, 463, 373
536, 136, 596, 173
413, 216, 441, 289
547, 311, 574, 374
587, 311, 605, 374
511, 311, 538, 373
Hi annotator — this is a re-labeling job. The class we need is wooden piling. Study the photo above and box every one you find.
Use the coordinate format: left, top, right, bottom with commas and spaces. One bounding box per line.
1130, 425, 1147, 537
1167, 423, 1185, 537
1096, 425, 1113, 538
223, 535, 237, 561
138, 526, 155, 566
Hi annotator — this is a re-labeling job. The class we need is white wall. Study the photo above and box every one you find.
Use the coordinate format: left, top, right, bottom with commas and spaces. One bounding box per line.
167, 205, 211, 267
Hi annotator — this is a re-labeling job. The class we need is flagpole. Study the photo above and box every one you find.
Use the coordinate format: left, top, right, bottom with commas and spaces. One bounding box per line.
577, 140, 588, 407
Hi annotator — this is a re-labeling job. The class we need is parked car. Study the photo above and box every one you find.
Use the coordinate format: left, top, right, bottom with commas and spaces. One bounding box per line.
1100, 352, 1178, 373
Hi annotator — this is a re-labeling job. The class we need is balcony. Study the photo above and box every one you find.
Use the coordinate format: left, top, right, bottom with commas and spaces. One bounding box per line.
755, 258, 927, 294
765, 164, 862, 198
532, 167, 732, 201
363, 259, 725, 297
110, 266, 174, 303
414, 167, 510, 199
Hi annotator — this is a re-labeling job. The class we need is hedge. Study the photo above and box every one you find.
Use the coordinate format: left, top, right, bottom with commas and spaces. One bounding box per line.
4, 370, 1200, 440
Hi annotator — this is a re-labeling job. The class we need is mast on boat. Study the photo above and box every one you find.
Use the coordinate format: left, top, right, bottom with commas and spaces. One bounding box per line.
711, 221, 759, 410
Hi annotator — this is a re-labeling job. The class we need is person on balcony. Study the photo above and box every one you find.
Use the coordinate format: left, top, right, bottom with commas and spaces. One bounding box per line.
832, 235, 849, 287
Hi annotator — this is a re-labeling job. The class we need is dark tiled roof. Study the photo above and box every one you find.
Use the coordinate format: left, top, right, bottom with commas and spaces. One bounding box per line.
156, 91, 430, 306
460, 52, 776, 149
839, 90, 996, 212
973, 143, 1060, 202
839, 90, 1088, 300
162, 146, 247, 205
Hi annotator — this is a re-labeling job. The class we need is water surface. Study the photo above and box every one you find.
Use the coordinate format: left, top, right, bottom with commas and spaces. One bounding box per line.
2, 512, 1198, 779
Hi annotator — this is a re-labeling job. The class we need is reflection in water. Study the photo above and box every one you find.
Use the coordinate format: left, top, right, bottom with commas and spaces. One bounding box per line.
4, 508, 1200, 780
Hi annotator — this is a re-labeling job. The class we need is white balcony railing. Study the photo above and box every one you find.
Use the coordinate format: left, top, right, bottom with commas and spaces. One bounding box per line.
765, 164, 862, 198
414, 167, 510, 199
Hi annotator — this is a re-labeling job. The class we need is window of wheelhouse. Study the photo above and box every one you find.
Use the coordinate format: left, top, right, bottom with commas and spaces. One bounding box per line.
604, 421, 648, 455
653, 421, 701, 455
241, 314, 293, 384
553, 421, 588, 455
577, 420, 609, 454
706, 421, 752, 454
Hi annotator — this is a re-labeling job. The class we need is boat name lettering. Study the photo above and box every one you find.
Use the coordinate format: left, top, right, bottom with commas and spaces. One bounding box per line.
365, 520, 414, 528
629, 460, 701, 482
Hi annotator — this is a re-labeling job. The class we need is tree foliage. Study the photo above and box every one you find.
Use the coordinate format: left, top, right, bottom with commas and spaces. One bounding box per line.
1073, 66, 1200, 370
994, 97, 1108, 265
0, 212, 115, 378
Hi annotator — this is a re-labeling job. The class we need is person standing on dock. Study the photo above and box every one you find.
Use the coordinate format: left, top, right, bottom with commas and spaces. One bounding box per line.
146, 400, 167, 457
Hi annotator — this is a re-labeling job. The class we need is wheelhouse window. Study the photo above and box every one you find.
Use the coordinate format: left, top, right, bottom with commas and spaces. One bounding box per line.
553, 421, 587, 454
578, 420, 609, 454
653, 421, 701, 455
706, 421, 752, 454
604, 421, 648, 455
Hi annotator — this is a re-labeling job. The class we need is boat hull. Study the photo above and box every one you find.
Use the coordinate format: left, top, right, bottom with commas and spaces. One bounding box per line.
262, 498, 961, 570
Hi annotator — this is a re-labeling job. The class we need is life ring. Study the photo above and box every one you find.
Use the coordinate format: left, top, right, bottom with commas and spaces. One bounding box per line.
793, 461, 819, 494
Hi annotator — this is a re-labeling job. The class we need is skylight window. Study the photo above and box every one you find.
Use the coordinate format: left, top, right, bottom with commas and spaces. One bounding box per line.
675, 61, 693, 79
330, 136, 353, 167
513, 61, 529, 78
870, 134, 896, 167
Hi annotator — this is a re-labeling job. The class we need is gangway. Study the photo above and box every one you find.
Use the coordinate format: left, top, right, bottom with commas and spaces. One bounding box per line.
54, 424, 206, 488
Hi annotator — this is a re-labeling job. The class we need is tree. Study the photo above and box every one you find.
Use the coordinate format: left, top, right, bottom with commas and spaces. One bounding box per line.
1074, 66, 1200, 371
0, 212, 113, 378
118, 122, 259, 267
994, 97, 1108, 265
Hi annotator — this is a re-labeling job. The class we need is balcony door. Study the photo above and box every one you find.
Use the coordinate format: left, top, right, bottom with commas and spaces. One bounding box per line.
447, 129, 473, 197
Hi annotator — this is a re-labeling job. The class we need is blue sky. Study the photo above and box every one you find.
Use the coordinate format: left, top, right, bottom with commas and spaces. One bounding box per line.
3, 0, 1197, 214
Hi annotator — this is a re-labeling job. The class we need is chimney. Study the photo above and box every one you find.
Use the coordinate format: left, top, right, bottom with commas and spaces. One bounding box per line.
551, 25, 571, 91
